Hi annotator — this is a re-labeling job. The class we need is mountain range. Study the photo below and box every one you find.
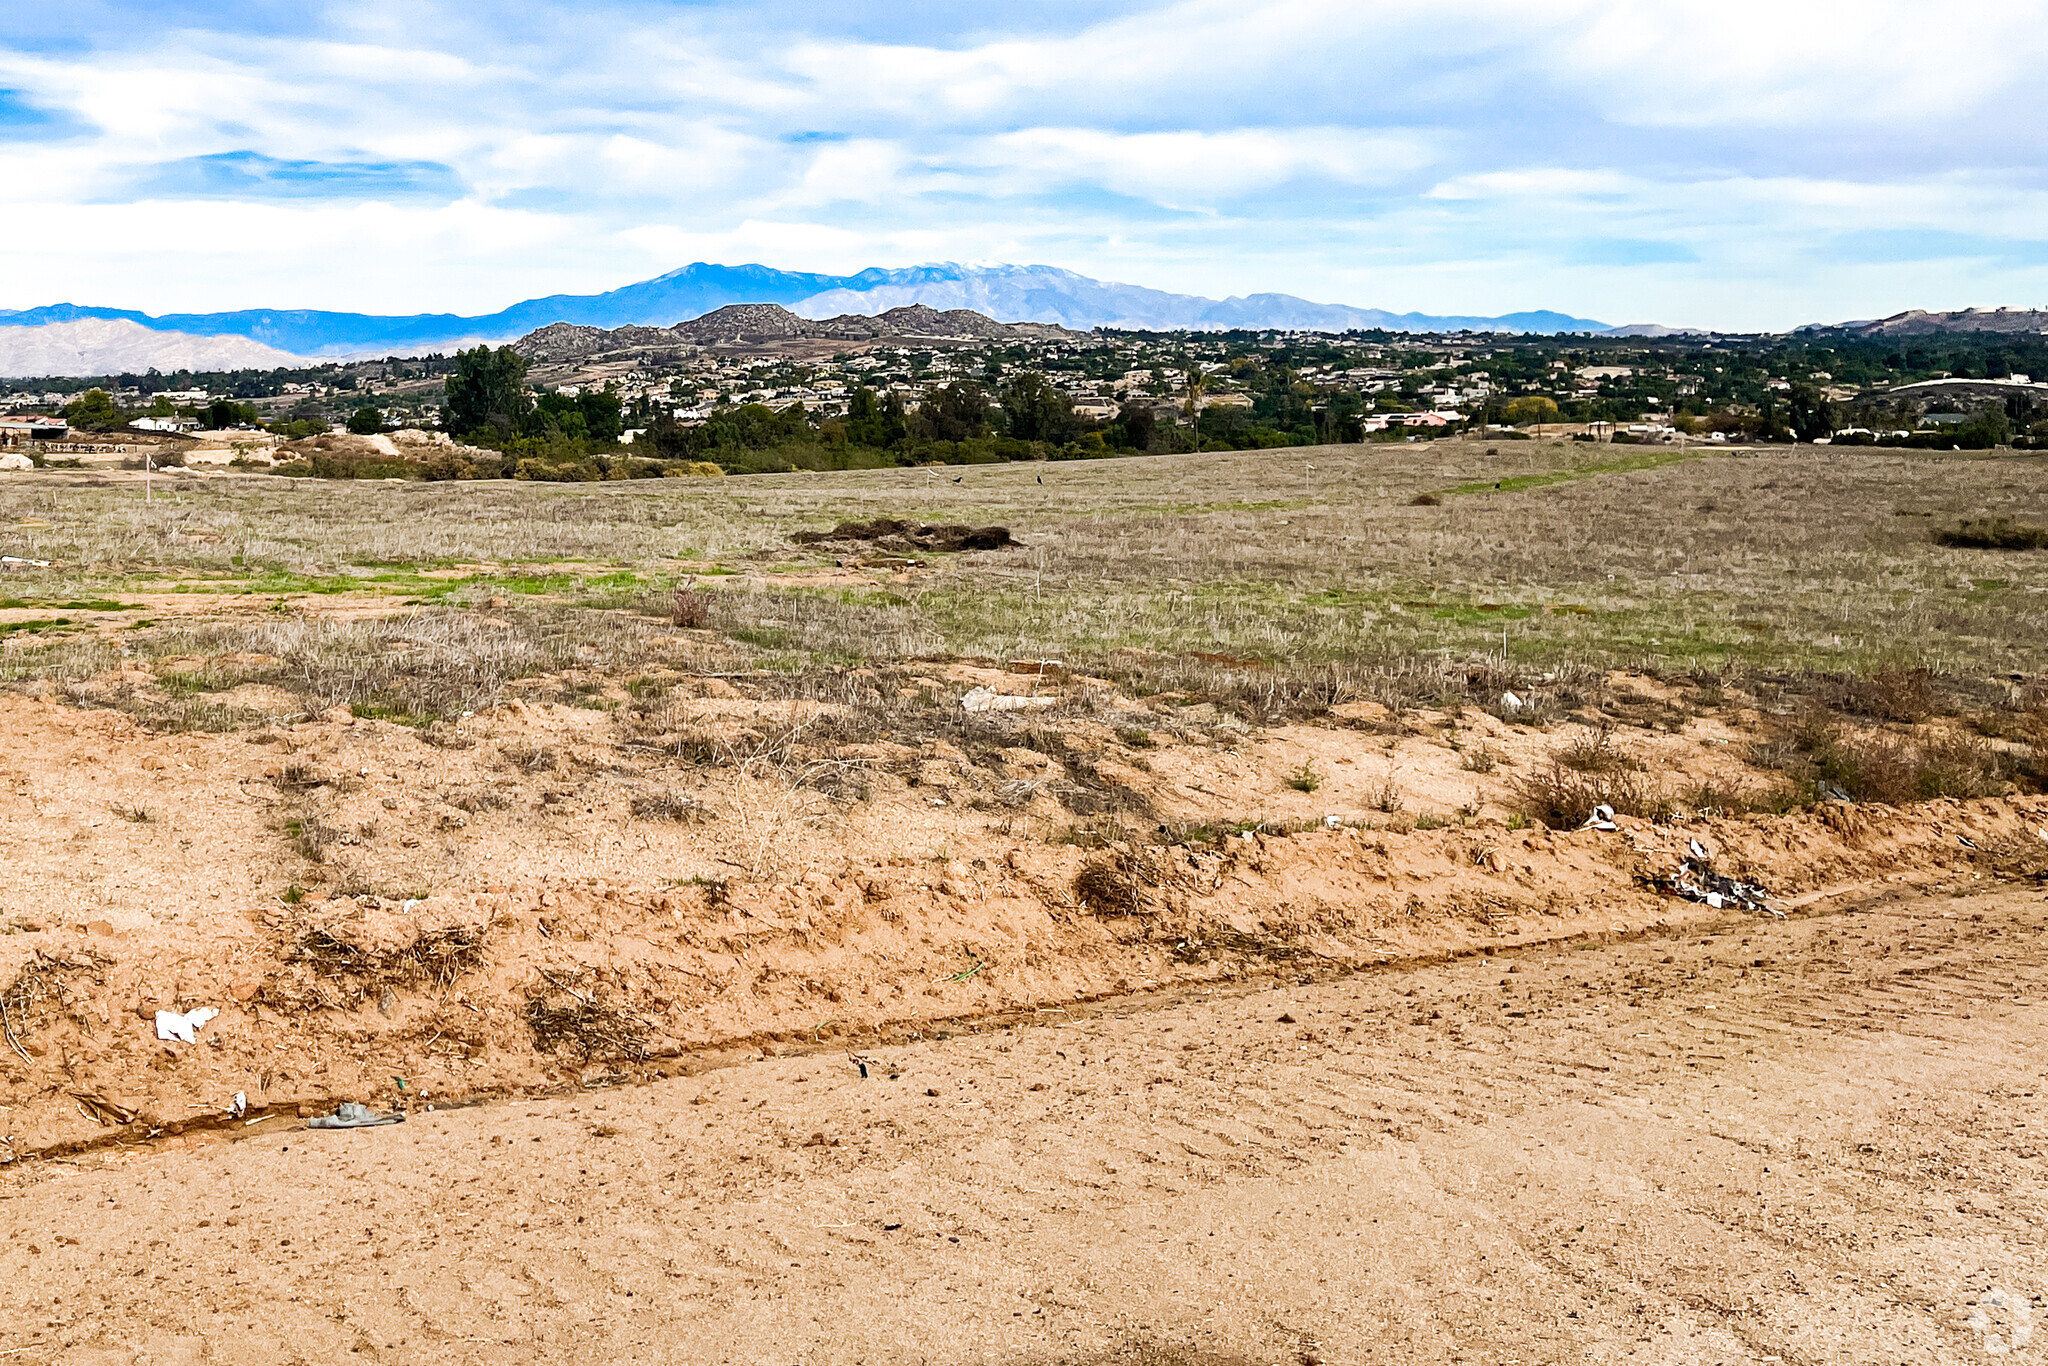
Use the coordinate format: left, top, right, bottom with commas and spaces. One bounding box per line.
0, 263, 1614, 377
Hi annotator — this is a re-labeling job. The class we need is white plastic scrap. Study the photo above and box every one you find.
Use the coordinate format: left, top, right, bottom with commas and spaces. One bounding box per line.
1500, 691, 1523, 713
960, 686, 1058, 713
228, 1091, 247, 1118
1581, 803, 1619, 832
155, 1006, 219, 1044
1324, 814, 1343, 829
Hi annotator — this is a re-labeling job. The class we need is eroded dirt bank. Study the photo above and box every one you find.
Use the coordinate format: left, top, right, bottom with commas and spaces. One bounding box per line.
3, 885, 2046, 1364
2, 689, 2045, 1159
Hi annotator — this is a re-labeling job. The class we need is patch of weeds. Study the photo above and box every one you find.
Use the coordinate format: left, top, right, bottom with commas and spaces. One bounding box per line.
110, 803, 153, 823
288, 925, 485, 990
1459, 743, 1500, 774
499, 741, 557, 773
1752, 717, 2030, 803
283, 815, 347, 863
1115, 725, 1155, 749
1284, 760, 1322, 794
525, 976, 650, 1060
670, 586, 711, 629
281, 884, 307, 905
628, 791, 715, 821
1511, 762, 1671, 828
1553, 728, 1641, 774
1073, 844, 1167, 916
1413, 812, 1447, 830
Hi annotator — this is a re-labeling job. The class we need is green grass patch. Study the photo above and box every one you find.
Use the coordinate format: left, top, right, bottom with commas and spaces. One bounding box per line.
0, 617, 72, 637
0, 598, 137, 612
1437, 447, 1710, 499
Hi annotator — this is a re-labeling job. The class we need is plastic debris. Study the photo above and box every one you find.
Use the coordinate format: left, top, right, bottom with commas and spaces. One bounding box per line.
307, 1101, 405, 1130
1324, 814, 1343, 829
154, 1006, 219, 1044
1500, 691, 1523, 713
1667, 853, 1781, 918
228, 1091, 247, 1118
1818, 780, 1853, 803
1581, 803, 1618, 832
1, 555, 52, 568
960, 686, 1057, 713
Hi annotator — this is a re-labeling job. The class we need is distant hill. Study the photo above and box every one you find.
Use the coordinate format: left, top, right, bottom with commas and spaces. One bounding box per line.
0, 318, 310, 378
0, 262, 1613, 369
1802, 307, 2048, 337
516, 303, 1072, 365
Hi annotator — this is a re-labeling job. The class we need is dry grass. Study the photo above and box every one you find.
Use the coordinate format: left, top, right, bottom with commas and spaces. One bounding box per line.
287, 926, 487, 990
525, 973, 651, 1060
3, 440, 2045, 735
1073, 844, 1168, 915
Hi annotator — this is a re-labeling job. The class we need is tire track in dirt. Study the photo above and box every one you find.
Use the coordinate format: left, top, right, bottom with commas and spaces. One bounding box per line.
5, 884, 2046, 1362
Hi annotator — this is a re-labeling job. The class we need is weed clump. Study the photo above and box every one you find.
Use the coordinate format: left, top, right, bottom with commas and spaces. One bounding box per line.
525, 976, 650, 1060
1511, 762, 1671, 828
1073, 844, 1165, 915
628, 791, 715, 821
1750, 718, 2029, 803
289, 925, 486, 990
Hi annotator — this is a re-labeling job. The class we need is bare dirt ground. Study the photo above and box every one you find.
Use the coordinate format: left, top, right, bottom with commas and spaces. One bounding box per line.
3, 445, 2045, 1361
3, 882, 2046, 1364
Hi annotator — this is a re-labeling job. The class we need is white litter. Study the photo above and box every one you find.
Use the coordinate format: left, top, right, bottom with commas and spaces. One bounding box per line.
1581, 803, 1619, 832
155, 1006, 219, 1044
960, 686, 1057, 713
401, 898, 425, 914
1324, 814, 1343, 829
1500, 691, 1523, 712
228, 1091, 247, 1118
1, 555, 52, 568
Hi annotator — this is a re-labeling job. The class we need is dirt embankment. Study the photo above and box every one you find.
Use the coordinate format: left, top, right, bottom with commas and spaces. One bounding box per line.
2, 682, 2045, 1159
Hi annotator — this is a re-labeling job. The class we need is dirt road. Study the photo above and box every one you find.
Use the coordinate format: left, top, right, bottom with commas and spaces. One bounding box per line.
4, 885, 2047, 1365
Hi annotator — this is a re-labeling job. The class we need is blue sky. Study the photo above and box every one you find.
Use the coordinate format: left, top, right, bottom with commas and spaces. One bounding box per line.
2, 0, 2046, 329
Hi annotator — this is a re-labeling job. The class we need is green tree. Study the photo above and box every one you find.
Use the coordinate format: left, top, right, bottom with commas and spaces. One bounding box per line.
347, 405, 384, 435
918, 381, 990, 442
62, 388, 122, 432
1786, 384, 1836, 442
998, 372, 1075, 443
846, 386, 908, 448
204, 398, 260, 429
1503, 395, 1560, 427
444, 346, 533, 437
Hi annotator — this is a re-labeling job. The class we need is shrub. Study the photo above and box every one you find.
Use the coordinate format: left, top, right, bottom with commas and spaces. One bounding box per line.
1511, 761, 1670, 828
1553, 728, 1640, 774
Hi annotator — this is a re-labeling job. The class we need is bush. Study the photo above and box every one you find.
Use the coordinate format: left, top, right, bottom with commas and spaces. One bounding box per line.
1511, 762, 1670, 828
1753, 717, 2028, 804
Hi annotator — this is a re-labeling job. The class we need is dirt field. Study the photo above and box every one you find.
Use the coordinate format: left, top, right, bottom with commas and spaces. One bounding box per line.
4, 883, 2047, 1364
2, 442, 2046, 1361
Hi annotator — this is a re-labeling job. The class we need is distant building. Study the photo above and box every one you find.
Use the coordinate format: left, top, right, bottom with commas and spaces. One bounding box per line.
128, 416, 197, 433
0, 415, 67, 445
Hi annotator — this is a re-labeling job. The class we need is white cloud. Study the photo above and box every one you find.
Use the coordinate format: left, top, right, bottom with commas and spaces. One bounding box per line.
1, 0, 2046, 326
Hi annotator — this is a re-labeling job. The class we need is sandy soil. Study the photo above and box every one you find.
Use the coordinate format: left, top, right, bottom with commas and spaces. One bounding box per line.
3, 686, 2044, 1161
2, 883, 2045, 1363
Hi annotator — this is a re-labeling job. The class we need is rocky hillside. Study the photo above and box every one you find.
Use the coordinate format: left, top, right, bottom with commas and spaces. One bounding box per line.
512, 302, 1074, 361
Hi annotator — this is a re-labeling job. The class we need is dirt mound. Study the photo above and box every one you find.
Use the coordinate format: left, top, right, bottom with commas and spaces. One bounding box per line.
792, 517, 1021, 553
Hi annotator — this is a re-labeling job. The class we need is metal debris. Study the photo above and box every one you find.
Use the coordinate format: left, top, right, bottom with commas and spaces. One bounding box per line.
1666, 848, 1781, 918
